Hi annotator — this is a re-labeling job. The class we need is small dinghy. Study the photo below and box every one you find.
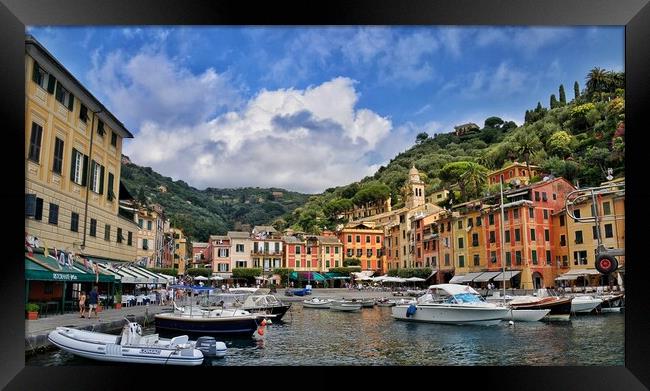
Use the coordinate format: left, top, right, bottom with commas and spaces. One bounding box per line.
376, 298, 395, 307
303, 297, 333, 309
48, 320, 226, 366
329, 300, 362, 312
360, 298, 376, 308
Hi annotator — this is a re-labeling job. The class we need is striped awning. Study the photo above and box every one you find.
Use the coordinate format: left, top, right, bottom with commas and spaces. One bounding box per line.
493, 270, 521, 281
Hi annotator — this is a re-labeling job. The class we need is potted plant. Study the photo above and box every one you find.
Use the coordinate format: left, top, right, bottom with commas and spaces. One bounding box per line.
26, 303, 39, 320
114, 293, 122, 309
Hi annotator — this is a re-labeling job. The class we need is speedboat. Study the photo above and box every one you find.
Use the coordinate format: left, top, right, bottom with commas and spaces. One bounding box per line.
508, 296, 573, 321
329, 300, 362, 312
392, 298, 417, 305
391, 284, 510, 326
239, 294, 291, 320
571, 295, 603, 314
48, 320, 226, 366
303, 297, 333, 309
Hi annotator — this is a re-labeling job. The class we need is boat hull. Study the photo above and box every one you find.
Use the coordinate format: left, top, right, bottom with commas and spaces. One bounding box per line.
155, 313, 260, 337
507, 309, 551, 322
391, 304, 509, 326
303, 301, 331, 309
244, 304, 291, 320
510, 297, 572, 320
48, 328, 204, 366
329, 302, 362, 312
571, 298, 603, 314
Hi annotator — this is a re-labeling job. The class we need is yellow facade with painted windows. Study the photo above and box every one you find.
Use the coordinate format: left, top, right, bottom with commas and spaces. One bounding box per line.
24, 35, 137, 262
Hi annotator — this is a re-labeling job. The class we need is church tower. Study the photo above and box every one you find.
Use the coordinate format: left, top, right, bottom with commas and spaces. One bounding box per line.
406, 165, 425, 209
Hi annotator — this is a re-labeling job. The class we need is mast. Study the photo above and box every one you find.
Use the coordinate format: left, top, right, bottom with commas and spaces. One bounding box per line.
499, 179, 506, 305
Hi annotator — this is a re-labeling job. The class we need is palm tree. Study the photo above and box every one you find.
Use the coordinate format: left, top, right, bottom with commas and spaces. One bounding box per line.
509, 128, 542, 183
460, 162, 489, 201
586, 67, 610, 99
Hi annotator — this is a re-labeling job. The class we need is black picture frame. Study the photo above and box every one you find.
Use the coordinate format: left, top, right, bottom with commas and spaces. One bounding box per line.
1, 0, 649, 389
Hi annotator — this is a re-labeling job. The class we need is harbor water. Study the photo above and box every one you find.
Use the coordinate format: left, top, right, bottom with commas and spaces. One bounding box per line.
26, 305, 624, 366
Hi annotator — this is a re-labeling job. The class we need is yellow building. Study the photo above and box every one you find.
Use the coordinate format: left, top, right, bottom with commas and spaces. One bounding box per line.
488, 161, 540, 187
168, 227, 188, 275
24, 35, 137, 263
426, 189, 449, 205
561, 186, 625, 283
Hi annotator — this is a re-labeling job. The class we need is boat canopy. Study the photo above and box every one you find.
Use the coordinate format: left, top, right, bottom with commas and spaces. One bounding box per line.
427, 284, 480, 295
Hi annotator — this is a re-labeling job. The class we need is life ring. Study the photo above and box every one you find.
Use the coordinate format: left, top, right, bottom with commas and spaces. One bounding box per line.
595, 254, 618, 275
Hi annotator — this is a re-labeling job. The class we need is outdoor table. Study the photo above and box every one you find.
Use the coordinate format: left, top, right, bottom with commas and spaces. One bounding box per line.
45, 301, 59, 316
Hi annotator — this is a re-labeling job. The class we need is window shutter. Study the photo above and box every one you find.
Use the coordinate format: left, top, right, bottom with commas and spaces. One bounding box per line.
99, 165, 105, 194
47, 75, 56, 94
31, 62, 39, 83
35, 198, 43, 220
67, 94, 74, 111
25, 194, 37, 217
107, 173, 114, 200
81, 155, 89, 186
70, 149, 77, 181
79, 104, 87, 121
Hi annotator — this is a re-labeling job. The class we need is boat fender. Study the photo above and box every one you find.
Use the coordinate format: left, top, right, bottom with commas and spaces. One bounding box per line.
595, 254, 618, 275
261, 319, 267, 327
266, 319, 272, 325
257, 326, 265, 336
406, 304, 417, 317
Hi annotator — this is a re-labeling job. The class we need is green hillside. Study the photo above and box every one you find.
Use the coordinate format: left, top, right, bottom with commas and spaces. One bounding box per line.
119, 162, 311, 242
283, 68, 625, 233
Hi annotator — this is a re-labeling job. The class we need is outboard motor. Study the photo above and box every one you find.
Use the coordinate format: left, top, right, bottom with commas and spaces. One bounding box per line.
195, 336, 227, 358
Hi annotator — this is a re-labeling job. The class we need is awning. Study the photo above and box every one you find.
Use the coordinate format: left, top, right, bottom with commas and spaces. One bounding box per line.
473, 271, 502, 282
493, 270, 521, 281
449, 275, 466, 283
290, 271, 327, 281
563, 268, 601, 276
453, 272, 486, 283
555, 275, 579, 281
93, 260, 167, 284
25, 253, 115, 283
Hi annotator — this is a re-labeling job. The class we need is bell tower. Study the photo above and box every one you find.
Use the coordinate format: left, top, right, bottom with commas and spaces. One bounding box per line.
406, 165, 425, 209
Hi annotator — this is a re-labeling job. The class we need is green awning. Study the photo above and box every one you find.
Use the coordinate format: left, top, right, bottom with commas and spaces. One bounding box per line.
25, 253, 115, 283
323, 272, 348, 279
289, 271, 327, 281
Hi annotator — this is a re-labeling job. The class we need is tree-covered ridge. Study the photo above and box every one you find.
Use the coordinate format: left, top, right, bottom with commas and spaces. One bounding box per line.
284, 68, 625, 233
119, 162, 311, 242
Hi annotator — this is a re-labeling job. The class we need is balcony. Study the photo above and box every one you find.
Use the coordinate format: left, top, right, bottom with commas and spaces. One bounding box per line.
251, 250, 284, 257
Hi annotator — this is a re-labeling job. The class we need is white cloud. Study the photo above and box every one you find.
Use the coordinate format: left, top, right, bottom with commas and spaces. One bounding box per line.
459, 62, 528, 98
87, 48, 240, 127
124, 77, 395, 193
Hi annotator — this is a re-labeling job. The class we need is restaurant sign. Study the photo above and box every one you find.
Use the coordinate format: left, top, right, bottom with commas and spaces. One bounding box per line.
52, 273, 78, 281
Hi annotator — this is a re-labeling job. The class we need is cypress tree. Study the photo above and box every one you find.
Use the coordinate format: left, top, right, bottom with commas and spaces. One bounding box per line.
559, 84, 566, 105
550, 94, 558, 109
574, 81, 580, 101
536, 102, 543, 112
524, 110, 531, 123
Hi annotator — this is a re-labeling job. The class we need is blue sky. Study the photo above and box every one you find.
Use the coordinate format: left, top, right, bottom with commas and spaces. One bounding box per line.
27, 26, 624, 193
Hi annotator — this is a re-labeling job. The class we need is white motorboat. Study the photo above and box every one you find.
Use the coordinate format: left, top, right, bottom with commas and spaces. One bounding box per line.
329, 300, 362, 312
47, 321, 226, 366
391, 284, 510, 326
303, 297, 333, 309
571, 295, 603, 313
392, 298, 417, 305
505, 309, 551, 322
598, 293, 624, 312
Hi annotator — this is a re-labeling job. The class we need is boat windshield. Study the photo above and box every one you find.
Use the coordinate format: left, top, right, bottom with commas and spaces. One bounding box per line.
446, 293, 484, 304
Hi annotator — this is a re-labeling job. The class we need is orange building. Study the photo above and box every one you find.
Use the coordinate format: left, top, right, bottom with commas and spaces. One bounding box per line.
338, 222, 385, 274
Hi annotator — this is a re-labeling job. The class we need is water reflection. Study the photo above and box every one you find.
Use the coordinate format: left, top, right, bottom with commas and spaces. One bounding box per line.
26, 307, 624, 366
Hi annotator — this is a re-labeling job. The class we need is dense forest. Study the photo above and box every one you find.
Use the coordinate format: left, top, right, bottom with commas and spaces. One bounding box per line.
119, 162, 311, 242
280, 67, 625, 233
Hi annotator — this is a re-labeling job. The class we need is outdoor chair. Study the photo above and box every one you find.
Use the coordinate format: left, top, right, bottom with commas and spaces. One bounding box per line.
136, 296, 144, 306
